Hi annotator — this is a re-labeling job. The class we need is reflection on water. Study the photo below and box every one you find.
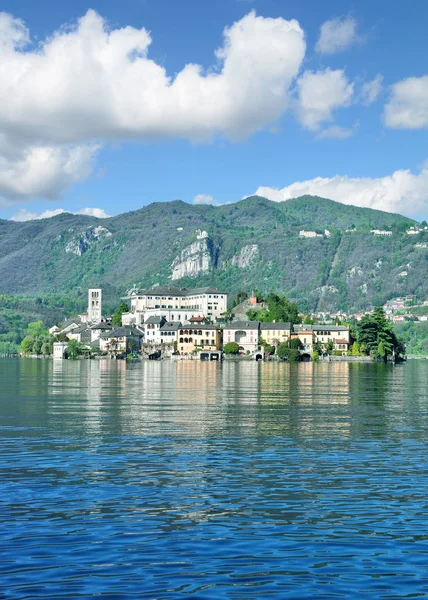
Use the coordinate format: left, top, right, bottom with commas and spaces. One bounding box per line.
1, 358, 428, 598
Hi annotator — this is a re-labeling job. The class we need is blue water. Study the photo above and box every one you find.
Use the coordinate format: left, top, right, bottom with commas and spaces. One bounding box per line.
1, 358, 428, 598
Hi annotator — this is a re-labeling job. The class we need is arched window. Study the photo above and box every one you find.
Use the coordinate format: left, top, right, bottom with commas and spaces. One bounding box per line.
184, 337, 188, 343
179, 338, 183, 343
180, 330, 183, 335
198, 330, 202, 336
189, 337, 193, 343
184, 329, 189, 335
189, 329, 193, 335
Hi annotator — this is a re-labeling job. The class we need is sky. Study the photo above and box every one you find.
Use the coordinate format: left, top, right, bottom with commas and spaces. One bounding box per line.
0, 0, 427, 222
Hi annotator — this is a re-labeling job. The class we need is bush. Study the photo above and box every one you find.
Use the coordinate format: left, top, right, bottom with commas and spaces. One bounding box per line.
223, 341, 240, 355
288, 349, 301, 362
312, 351, 319, 362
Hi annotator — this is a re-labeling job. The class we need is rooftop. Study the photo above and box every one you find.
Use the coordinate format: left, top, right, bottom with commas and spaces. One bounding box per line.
104, 327, 144, 338
226, 321, 260, 330
126, 285, 227, 298
160, 321, 182, 332
260, 322, 292, 330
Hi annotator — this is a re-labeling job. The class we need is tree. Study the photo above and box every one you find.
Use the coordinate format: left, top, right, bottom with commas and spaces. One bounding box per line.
27, 321, 45, 338
326, 340, 334, 355
247, 293, 301, 325
289, 338, 302, 350
20, 336, 34, 354
112, 302, 129, 326
223, 342, 240, 355
277, 342, 290, 360
303, 315, 314, 325
351, 341, 361, 356
66, 339, 84, 359
358, 307, 402, 358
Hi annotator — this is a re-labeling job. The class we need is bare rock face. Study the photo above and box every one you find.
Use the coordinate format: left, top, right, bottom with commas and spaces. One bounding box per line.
171, 230, 215, 280
229, 244, 259, 269
65, 226, 112, 256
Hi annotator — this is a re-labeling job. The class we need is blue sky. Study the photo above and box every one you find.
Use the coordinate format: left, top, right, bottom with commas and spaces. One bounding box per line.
0, 0, 427, 221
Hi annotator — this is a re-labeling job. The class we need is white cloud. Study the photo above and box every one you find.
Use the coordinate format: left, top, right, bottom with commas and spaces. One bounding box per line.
10, 207, 110, 221
192, 194, 219, 205
0, 9, 306, 204
295, 69, 354, 131
317, 125, 353, 139
315, 16, 358, 54
253, 163, 428, 217
384, 75, 428, 129
0, 144, 98, 205
360, 75, 383, 105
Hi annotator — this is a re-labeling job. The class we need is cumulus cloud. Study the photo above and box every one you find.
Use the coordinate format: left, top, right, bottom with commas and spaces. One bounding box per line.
0, 9, 306, 204
360, 75, 383, 105
192, 194, 219, 205
10, 207, 110, 221
384, 75, 428, 129
253, 163, 428, 217
0, 143, 98, 205
295, 69, 354, 132
315, 16, 358, 54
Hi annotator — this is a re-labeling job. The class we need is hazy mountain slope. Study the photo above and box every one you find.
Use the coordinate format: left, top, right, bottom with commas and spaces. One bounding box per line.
0, 195, 425, 312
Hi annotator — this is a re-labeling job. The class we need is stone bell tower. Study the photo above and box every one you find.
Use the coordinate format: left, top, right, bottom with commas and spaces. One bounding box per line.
88, 288, 102, 323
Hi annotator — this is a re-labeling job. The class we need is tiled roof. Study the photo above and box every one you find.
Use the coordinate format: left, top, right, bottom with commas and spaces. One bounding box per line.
127, 286, 227, 297
260, 322, 291, 330
226, 321, 260, 330
105, 327, 144, 338
144, 316, 165, 325
160, 321, 182, 332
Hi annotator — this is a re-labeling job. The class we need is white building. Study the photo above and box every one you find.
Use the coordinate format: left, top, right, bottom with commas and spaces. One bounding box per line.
53, 342, 68, 359
371, 230, 392, 236
122, 286, 227, 326
88, 289, 102, 323
223, 321, 260, 354
299, 230, 322, 238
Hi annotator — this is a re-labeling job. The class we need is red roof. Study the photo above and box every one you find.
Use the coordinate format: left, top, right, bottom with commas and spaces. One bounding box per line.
335, 339, 349, 344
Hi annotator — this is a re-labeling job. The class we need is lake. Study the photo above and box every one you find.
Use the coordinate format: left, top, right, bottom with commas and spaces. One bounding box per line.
1, 358, 428, 598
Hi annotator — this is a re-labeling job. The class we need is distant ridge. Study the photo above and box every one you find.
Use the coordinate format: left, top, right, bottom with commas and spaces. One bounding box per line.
1, 195, 425, 312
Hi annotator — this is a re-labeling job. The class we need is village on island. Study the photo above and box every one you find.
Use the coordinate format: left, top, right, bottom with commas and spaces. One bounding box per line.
46, 286, 370, 362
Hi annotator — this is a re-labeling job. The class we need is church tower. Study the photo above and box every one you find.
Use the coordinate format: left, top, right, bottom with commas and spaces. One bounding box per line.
88, 289, 102, 323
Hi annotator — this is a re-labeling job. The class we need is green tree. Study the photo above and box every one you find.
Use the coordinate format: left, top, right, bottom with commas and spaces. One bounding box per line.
277, 342, 291, 360
288, 349, 301, 362
27, 321, 46, 338
112, 302, 129, 326
326, 340, 334, 355
66, 339, 84, 359
312, 351, 319, 362
224, 341, 240, 355
351, 341, 361, 356
20, 336, 34, 354
358, 307, 403, 358
289, 338, 302, 350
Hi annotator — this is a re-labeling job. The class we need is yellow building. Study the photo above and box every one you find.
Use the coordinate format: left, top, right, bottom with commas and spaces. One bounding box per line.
178, 326, 222, 356
292, 325, 351, 355
260, 322, 292, 347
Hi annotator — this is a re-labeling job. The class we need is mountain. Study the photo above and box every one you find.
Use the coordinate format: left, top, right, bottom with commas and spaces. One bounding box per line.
0, 195, 426, 312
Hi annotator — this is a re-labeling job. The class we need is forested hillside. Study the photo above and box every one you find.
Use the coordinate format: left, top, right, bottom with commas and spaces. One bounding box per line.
0, 195, 426, 315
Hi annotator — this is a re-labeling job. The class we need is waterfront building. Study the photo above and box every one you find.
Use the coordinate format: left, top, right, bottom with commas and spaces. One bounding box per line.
178, 325, 222, 356
143, 316, 166, 345
223, 321, 260, 354
99, 326, 143, 354
90, 321, 114, 343
260, 322, 292, 347
293, 325, 351, 355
